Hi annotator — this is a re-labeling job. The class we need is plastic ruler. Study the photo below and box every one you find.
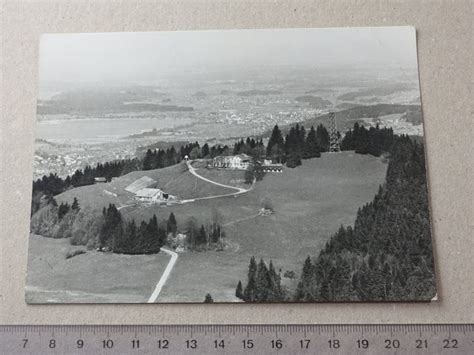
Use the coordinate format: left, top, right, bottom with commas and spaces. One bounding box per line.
1, 324, 473, 354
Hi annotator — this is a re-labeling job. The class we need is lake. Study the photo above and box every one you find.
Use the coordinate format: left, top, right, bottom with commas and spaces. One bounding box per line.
35, 116, 193, 143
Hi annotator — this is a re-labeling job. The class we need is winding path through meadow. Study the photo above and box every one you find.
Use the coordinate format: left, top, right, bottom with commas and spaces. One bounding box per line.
147, 247, 178, 303
147, 161, 254, 302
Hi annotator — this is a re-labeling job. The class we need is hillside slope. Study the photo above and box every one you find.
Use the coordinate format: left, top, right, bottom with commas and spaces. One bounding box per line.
157, 152, 388, 302
55, 162, 235, 209
26, 234, 170, 303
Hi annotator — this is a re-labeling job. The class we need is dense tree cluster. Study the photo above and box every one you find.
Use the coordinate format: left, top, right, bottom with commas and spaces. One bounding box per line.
294, 137, 435, 301
184, 219, 225, 251
236, 257, 285, 302
340, 122, 395, 156
142, 146, 180, 170
31, 158, 141, 214
142, 142, 230, 170
180, 141, 230, 160
106, 208, 166, 255
31, 196, 88, 242
264, 121, 397, 169
305, 125, 327, 158
233, 138, 266, 160
266, 124, 329, 167
96, 204, 166, 254
31, 200, 167, 254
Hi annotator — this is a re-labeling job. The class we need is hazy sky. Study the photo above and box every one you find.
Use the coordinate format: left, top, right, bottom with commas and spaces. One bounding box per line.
39, 27, 418, 84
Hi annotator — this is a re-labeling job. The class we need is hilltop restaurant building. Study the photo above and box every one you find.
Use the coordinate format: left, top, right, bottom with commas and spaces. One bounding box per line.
211, 154, 251, 170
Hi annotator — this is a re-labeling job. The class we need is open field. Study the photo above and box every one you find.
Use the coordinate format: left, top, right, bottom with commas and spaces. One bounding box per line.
155, 152, 388, 302
25, 234, 170, 303
55, 162, 235, 210
35, 152, 387, 302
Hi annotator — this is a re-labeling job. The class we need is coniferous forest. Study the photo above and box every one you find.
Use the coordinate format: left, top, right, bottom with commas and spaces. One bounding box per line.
237, 123, 435, 302
100, 205, 166, 254
293, 135, 435, 301
236, 257, 285, 302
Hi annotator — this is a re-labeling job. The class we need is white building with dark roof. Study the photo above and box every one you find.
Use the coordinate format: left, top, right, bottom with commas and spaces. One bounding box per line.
134, 188, 165, 203
211, 153, 251, 170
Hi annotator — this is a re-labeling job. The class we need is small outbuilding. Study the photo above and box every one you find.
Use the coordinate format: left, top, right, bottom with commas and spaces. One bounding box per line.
256, 159, 283, 173
94, 177, 107, 183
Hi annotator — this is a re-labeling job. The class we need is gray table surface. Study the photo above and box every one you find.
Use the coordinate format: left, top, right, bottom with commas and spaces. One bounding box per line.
0, 0, 472, 324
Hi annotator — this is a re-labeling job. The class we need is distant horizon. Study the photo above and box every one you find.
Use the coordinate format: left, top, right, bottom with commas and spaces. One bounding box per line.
40, 64, 420, 88
39, 27, 419, 86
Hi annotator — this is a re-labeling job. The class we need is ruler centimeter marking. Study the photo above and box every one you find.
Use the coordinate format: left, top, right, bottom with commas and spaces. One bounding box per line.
0, 324, 472, 354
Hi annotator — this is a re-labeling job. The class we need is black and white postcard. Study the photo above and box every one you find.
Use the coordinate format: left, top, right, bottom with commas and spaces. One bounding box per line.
27, 27, 436, 303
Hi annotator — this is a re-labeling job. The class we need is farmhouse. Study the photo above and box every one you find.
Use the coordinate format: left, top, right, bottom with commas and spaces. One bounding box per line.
134, 188, 167, 203
211, 153, 251, 170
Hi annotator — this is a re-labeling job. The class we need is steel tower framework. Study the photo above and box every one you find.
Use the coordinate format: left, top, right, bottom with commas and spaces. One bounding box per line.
327, 112, 341, 152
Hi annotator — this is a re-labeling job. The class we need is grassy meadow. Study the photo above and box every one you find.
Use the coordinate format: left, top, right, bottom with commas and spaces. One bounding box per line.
28, 151, 387, 302
155, 152, 388, 302
55, 162, 235, 209
26, 234, 170, 303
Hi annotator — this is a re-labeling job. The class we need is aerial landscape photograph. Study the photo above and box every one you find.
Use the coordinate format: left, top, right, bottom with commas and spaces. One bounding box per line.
26, 27, 436, 303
